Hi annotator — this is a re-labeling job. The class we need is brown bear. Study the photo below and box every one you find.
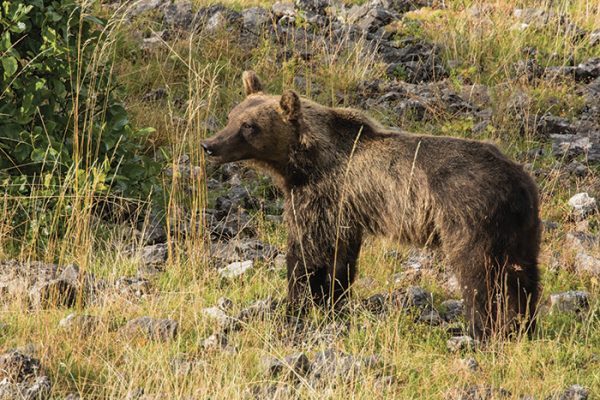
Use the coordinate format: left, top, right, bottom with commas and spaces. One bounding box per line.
202, 71, 541, 340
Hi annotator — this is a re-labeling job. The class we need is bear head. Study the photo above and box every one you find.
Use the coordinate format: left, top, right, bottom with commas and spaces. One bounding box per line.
201, 71, 303, 167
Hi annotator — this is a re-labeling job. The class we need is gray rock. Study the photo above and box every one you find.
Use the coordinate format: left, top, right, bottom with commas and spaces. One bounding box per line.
402, 248, 434, 270
262, 353, 311, 379
538, 115, 576, 136
271, 1, 295, 18
568, 193, 597, 220
217, 297, 234, 311
550, 291, 590, 314
513, 8, 555, 26
115, 277, 151, 298
590, 30, 600, 47
554, 384, 589, 400
127, 0, 167, 18
389, 286, 432, 311
565, 231, 598, 251
0, 351, 51, 400
446, 384, 510, 400
242, 7, 270, 32
362, 293, 388, 315
202, 332, 235, 352
295, 0, 329, 14
545, 58, 600, 83
356, 7, 397, 33
460, 358, 479, 372
250, 382, 294, 399
447, 336, 479, 352
122, 316, 178, 341
418, 309, 443, 325
218, 260, 253, 279
440, 299, 464, 322
28, 279, 77, 309
311, 348, 380, 383
205, 11, 228, 33
574, 252, 600, 276
551, 134, 600, 164
237, 297, 278, 323
162, 0, 193, 30
140, 243, 168, 267
383, 38, 447, 83
141, 33, 164, 51
0, 351, 43, 382
170, 356, 208, 377
58, 313, 99, 335
201, 306, 237, 330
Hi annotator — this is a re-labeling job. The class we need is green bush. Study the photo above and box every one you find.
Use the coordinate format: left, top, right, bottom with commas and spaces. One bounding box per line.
0, 0, 160, 249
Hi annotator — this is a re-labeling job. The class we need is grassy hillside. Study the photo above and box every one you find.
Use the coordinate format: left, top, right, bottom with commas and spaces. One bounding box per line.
0, 0, 599, 398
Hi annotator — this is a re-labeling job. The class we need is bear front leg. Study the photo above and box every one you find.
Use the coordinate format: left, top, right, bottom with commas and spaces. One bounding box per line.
285, 231, 362, 315
285, 239, 329, 316
328, 231, 362, 310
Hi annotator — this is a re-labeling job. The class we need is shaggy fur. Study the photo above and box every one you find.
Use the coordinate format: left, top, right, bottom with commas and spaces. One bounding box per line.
202, 71, 541, 340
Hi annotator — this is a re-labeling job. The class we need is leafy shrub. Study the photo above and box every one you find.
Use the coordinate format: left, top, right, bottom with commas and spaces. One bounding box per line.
0, 0, 160, 250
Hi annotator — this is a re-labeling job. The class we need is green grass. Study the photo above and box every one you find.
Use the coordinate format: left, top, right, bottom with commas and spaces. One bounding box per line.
1, 0, 600, 398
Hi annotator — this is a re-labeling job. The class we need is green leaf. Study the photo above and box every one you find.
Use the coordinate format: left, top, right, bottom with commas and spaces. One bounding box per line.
30, 148, 46, 163
1, 56, 18, 78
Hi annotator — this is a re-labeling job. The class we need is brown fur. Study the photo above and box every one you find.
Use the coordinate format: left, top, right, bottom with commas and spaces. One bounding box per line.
202, 71, 541, 340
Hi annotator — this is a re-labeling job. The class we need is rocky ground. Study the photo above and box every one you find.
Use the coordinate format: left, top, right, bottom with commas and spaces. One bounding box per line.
1, 0, 600, 398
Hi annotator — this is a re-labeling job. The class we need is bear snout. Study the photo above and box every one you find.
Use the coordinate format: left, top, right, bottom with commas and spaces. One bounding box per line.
201, 142, 214, 156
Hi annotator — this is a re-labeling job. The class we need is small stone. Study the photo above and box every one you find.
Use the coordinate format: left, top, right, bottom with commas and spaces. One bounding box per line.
565, 231, 597, 251
170, 356, 208, 377
460, 358, 479, 372
446, 384, 510, 400
272, 253, 287, 269
441, 299, 464, 322
271, 1, 295, 18
0, 351, 42, 382
202, 306, 237, 329
0, 351, 51, 400
447, 336, 479, 352
389, 286, 432, 311
59, 264, 80, 283
115, 277, 151, 298
556, 384, 589, 400
140, 243, 168, 267
362, 293, 388, 315
217, 297, 234, 311
122, 317, 178, 341
262, 353, 311, 379
550, 291, 590, 314
311, 348, 380, 382
418, 309, 443, 325
574, 253, 600, 277
374, 375, 396, 391
127, 0, 167, 18
242, 7, 270, 32
28, 279, 77, 309
202, 333, 233, 352
237, 298, 278, 323
58, 313, 99, 335
590, 30, 600, 47
568, 192, 596, 219
218, 260, 253, 279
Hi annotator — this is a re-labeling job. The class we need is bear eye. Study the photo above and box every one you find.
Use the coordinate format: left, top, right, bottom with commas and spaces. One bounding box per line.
241, 122, 258, 136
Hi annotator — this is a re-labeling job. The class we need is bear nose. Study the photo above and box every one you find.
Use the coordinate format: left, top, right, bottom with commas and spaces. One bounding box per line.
201, 142, 213, 156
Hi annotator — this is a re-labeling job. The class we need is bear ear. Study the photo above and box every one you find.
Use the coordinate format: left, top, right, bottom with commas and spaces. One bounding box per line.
279, 90, 301, 121
242, 70, 263, 96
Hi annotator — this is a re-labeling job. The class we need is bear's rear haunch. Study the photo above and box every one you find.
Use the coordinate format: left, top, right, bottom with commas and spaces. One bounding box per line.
202, 71, 541, 340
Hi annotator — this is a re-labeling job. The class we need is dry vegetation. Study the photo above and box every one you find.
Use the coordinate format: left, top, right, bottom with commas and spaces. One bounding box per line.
1, 0, 600, 399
